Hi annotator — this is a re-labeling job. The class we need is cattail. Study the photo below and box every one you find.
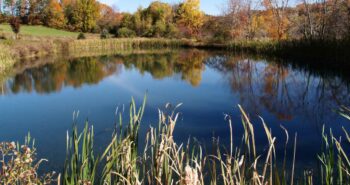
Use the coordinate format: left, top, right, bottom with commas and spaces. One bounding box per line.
183, 165, 199, 185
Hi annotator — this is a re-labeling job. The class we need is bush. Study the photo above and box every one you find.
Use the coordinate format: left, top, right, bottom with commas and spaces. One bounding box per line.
0, 136, 56, 184
0, 14, 7, 24
77, 33, 86, 40
100, 29, 109, 39
165, 23, 179, 38
117, 27, 136, 38
9, 17, 21, 39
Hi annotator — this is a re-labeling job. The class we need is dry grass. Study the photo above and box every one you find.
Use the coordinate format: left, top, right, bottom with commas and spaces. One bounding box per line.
0, 44, 15, 72
67, 38, 185, 57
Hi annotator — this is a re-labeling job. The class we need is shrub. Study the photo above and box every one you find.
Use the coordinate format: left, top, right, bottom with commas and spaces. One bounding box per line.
165, 23, 179, 38
0, 14, 7, 23
117, 27, 136, 38
100, 29, 109, 39
9, 17, 21, 39
77, 33, 86, 40
0, 135, 56, 184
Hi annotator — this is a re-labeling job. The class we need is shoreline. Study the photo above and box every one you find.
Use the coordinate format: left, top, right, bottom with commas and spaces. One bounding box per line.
1, 38, 350, 73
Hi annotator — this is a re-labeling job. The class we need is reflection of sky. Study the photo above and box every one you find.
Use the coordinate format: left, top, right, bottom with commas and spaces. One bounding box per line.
0, 52, 349, 173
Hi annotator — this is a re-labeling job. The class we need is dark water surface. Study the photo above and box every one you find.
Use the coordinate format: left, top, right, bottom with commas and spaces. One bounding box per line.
0, 49, 349, 173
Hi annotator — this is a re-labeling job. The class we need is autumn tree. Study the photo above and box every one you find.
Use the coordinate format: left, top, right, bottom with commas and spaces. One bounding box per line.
26, 0, 43, 24
9, 16, 20, 39
72, 0, 100, 32
294, 0, 350, 40
146, 1, 174, 37
223, 0, 258, 40
97, 3, 122, 33
175, 0, 204, 38
262, 0, 290, 40
119, 2, 178, 38
42, 0, 66, 28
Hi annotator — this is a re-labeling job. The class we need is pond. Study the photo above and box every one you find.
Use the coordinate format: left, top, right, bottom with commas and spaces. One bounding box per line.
0, 49, 349, 174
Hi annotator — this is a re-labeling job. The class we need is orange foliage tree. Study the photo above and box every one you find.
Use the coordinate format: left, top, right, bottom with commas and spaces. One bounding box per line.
262, 0, 290, 40
43, 0, 66, 29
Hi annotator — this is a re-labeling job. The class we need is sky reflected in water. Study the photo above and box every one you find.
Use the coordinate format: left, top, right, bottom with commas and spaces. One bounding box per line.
0, 49, 349, 172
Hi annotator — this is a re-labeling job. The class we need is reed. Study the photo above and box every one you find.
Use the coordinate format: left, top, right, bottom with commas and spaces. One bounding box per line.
66, 38, 185, 57
0, 44, 15, 72
0, 96, 349, 184
58, 96, 350, 184
226, 39, 350, 61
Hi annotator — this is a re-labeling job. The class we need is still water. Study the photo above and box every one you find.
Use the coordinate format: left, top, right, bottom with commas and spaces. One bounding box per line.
0, 49, 349, 172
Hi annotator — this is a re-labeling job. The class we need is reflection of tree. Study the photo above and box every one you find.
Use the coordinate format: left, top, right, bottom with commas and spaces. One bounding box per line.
206, 55, 350, 123
7, 57, 118, 94
175, 50, 205, 86
2, 49, 207, 94
122, 50, 206, 86
3, 50, 349, 125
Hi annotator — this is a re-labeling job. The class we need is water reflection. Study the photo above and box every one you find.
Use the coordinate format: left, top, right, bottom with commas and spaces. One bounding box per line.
1, 49, 350, 172
206, 55, 350, 125
2, 57, 119, 94
1, 50, 350, 124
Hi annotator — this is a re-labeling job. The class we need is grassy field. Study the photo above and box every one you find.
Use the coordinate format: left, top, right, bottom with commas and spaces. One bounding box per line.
0, 24, 78, 37
0, 25, 80, 62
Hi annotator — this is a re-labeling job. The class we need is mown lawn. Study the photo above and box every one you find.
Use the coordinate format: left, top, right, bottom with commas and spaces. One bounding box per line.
0, 24, 78, 37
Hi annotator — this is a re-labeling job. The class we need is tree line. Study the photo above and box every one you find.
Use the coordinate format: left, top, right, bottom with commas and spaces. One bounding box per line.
0, 0, 349, 41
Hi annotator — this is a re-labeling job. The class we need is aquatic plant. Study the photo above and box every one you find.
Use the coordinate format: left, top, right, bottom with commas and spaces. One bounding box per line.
1, 96, 349, 184
59, 96, 350, 184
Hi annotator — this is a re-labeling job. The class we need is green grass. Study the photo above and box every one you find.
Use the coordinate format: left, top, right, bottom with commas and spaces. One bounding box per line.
0, 24, 78, 37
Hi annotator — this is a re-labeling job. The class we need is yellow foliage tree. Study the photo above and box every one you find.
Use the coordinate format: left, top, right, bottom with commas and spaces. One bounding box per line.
73, 0, 100, 32
176, 0, 204, 37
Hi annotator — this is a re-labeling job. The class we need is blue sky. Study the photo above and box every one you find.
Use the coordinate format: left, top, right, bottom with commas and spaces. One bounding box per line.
98, 0, 226, 15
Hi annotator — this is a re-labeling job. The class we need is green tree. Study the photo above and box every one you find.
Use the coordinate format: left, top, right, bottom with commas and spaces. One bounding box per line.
132, 7, 143, 35
146, 1, 173, 37
117, 27, 136, 37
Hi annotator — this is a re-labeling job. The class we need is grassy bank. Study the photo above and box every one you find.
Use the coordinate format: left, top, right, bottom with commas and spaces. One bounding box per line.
0, 24, 78, 38
1, 97, 349, 184
1, 24, 350, 73
0, 24, 186, 61
0, 44, 15, 72
66, 38, 185, 57
66, 38, 350, 61
224, 39, 350, 60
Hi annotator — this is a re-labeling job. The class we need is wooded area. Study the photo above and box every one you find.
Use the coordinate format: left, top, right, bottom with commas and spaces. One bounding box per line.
0, 0, 349, 41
